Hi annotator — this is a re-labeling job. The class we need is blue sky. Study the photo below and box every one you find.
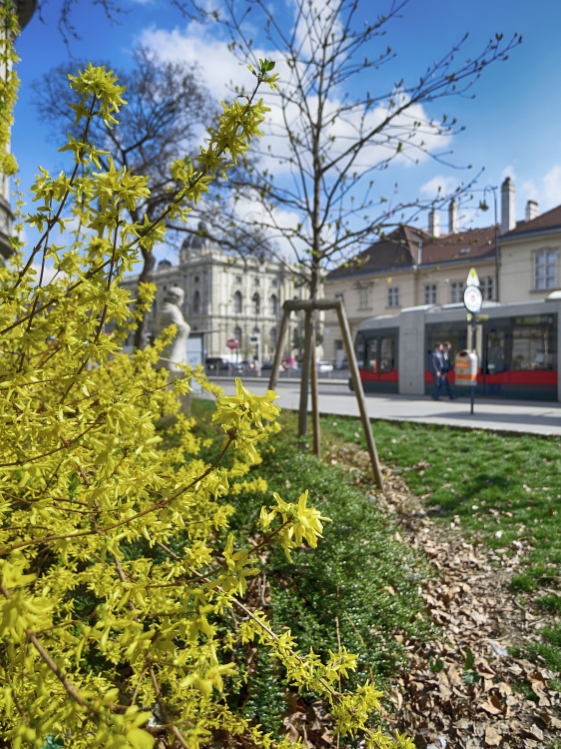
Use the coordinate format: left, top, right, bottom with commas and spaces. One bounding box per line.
13, 0, 561, 264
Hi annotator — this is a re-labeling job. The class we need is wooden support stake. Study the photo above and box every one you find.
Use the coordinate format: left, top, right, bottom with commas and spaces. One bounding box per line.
310, 310, 321, 457
268, 305, 291, 391
336, 303, 384, 490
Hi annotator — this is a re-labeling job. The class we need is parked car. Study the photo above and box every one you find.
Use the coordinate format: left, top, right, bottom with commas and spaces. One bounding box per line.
335, 359, 349, 370
240, 360, 257, 371
205, 357, 229, 372
261, 361, 273, 371
316, 361, 334, 373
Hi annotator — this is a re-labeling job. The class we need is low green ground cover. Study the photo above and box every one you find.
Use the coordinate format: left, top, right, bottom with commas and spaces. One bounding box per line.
188, 400, 430, 734
315, 413, 561, 673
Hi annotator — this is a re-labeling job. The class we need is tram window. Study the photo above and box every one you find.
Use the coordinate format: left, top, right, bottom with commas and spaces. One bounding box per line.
486, 333, 507, 374
366, 338, 378, 372
379, 337, 394, 372
355, 336, 366, 368
512, 325, 555, 370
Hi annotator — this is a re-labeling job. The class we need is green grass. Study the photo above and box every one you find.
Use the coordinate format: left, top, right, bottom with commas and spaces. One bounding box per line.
305, 411, 561, 673
189, 399, 430, 734
317, 415, 561, 586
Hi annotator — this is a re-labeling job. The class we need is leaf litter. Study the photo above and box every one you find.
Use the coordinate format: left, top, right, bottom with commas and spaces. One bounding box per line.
324, 442, 561, 749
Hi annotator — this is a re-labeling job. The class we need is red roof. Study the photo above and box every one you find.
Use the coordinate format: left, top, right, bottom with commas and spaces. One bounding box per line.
503, 204, 561, 237
327, 224, 496, 280
421, 225, 496, 264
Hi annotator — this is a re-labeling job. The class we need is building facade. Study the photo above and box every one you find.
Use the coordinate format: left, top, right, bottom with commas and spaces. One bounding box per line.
499, 203, 561, 304
121, 225, 305, 361
324, 222, 497, 364
324, 178, 561, 364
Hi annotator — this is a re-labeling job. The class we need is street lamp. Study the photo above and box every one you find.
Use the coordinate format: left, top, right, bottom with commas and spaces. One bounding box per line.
479, 185, 499, 303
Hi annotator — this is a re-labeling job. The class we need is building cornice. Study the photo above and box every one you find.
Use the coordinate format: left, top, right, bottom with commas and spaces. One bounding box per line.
499, 225, 561, 244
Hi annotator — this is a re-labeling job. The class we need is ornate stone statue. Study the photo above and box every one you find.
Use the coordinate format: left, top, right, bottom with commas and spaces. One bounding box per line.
156, 285, 191, 373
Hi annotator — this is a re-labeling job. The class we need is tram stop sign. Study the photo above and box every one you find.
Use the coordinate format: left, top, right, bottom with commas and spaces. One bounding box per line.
464, 267, 482, 314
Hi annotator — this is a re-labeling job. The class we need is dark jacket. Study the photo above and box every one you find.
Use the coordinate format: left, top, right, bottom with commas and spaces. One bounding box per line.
442, 350, 453, 373
430, 349, 443, 376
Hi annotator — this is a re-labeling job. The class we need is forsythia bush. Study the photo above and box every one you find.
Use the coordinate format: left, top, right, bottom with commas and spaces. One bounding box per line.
0, 9, 413, 749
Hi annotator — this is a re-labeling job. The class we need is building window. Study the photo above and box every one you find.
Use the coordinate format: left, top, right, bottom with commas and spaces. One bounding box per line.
234, 325, 242, 345
252, 292, 261, 315
254, 277, 260, 286
335, 292, 344, 301
194, 276, 199, 283
234, 291, 243, 314
270, 327, 277, 348
269, 294, 279, 316
358, 285, 371, 310
387, 286, 400, 308
235, 275, 242, 284
193, 290, 201, 314
534, 249, 557, 290
481, 276, 495, 301
272, 277, 279, 287
450, 281, 465, 304
424, 283, 437, 305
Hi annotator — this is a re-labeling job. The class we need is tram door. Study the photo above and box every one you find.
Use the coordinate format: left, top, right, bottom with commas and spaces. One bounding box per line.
357, 328, 399, 392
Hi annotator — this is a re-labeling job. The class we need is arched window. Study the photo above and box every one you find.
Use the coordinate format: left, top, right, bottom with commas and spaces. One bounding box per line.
270, 327, 277, 348
269, 294, 278, 316
234, 326, 242, 345
193, 289, 201, 314
252, 292, 260, 315
234, 291, 243, 314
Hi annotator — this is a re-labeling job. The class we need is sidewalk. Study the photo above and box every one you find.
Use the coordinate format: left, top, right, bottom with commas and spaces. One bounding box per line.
205, 379, 561, 437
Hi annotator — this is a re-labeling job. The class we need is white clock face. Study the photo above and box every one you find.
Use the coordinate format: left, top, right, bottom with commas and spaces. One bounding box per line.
464, 285, 483, 314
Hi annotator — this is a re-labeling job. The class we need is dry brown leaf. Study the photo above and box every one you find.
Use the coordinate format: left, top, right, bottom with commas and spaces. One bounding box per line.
480, 700, 502, 716
474, 656, 496, 677
389, 688, 403, 710
446, 664, 463, 687
484, 725, 502, 746
521, 724, 544, 742
497, 681, 512, 697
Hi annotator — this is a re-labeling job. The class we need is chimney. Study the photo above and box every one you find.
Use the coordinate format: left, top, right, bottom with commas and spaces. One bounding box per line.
418, 240, 423, 265
501, 177, 516, 234
448, 198, 459, 234
525, 200, 539, 222
428, 208, 440, 238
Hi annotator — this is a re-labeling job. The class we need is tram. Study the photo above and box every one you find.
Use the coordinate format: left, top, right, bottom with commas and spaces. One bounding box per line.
354, 299, 561, 402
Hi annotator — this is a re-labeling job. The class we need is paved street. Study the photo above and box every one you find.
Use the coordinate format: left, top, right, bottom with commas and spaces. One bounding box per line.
205, 377, 561, 436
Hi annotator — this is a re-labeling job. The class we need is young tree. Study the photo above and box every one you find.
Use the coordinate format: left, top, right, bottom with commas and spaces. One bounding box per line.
33, 47, 215, 349
187, 0, 521, 433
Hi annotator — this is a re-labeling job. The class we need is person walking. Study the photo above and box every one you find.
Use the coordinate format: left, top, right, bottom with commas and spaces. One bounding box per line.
442, 341, 455, 399
430, 342, 455, 400
430, 342, 444, 400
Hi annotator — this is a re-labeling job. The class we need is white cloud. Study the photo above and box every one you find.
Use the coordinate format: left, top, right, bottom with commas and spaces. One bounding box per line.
520, 165, 561, 214
420, 175, 460, 198
139, 21, 450, 179
501, 164, 517, 182
138, 21, 257, 99
31, 263, 58, 284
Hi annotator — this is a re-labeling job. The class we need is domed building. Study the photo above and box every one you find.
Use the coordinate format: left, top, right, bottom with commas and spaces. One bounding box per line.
121, 222, 306, 362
